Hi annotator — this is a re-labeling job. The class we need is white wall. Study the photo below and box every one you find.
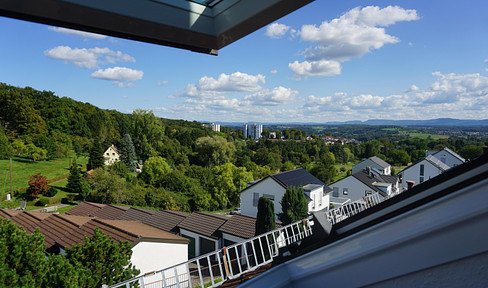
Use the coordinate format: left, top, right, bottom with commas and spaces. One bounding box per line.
307, 187, 329, 212
240, 178, 285, 217
179, 228, 219, 257
131, 241, 188, 276
352, 159, 390, 175
400, 159, 444, 190
331, 176, 374, 203
432, 150, 464, 168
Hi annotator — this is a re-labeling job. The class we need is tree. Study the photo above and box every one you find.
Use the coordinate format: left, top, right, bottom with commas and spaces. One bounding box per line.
24, 143, 47, 161
66, 227, 139, 287
78, 178, 91, 201
26, 173, 49, 198
194, 135, 236, 166
278, 186, 308, 225
459, 144, 483, 160
255, 197, 276, 235
119, 134, 138, 171
67, 158, 83, 193
88, 141, 104, 170
139, 156, 172, 186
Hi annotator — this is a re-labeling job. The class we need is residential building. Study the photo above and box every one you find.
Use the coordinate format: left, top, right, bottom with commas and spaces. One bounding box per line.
240, 168, 331, 218
426, 147, 465, 167
398, 154, 450, 190
211, 123, 220, 132
243, 123, 263, 139
352, 156, 391, 175
329, 168, 399, 205
103, 144, 120, 165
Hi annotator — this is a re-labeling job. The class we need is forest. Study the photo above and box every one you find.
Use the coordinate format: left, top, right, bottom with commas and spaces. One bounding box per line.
0, 83, 486, 212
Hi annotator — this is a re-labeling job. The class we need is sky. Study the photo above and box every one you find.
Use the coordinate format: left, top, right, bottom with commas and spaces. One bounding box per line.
1, 0, 487, 123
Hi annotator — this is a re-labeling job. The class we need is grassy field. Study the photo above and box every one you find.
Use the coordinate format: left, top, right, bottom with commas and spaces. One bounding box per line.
400, 132, 449, 140
332, 162, 355, 183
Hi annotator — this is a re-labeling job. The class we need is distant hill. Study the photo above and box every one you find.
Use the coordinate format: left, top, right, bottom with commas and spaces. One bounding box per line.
217, 118, 488, 127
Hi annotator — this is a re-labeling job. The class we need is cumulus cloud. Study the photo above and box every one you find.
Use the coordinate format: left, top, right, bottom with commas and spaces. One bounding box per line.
265, 23, 291, 38
289, 60, 341, 77
290, 6, 419, 78
90, 67, 143, 82
48, 27, 108, 39
405, 85, 419, 93
174, 72, 265, 99
245, 86, 298, 105
44, 46, 135, 69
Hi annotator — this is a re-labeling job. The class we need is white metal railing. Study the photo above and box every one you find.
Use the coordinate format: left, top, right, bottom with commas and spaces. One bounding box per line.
327, 188, 404, 225
107, 218, 313, 288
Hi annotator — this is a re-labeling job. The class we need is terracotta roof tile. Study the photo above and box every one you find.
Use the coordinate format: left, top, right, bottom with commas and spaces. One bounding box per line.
142, 210, 188, 232
178, 212, 229, 239
9, 211, 50, 234
116, 207, 156, 222
219, 214, 257, 239
91, 205, 130, 220
0, 209, 22, 219
65, 202, 105, 216
37, 214, 92, 248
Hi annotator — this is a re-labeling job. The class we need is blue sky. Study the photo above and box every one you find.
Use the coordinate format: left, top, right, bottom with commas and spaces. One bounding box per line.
1, 0, 487, 123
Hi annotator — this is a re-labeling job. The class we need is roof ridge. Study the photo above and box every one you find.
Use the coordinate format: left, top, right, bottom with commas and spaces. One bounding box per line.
91, 219, 139, 238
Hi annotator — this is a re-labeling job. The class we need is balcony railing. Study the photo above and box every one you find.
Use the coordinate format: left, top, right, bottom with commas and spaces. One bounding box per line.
106, 218, 313, 288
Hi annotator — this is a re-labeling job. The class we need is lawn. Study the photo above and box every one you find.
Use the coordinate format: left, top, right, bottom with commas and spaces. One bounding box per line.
332, 162, 355, 183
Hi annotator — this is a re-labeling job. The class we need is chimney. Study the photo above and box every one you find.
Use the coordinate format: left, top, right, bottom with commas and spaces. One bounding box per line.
406, 180, 415, 190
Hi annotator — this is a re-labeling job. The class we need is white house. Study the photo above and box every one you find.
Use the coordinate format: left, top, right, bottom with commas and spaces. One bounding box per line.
398, 155, 450, 191
426, 147, 465, 168
240, 168, 331, 218
329, 168, 399, 205
104, 144, 120, 165
352, 156, 391, 175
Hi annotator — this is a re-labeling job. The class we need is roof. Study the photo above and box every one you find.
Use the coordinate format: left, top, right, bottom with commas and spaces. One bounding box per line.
8, 211, 50, 234
36, 214, 91, 249
178, 212, 229, 239
0, 208, 21, 219
142, 210, 188, 232
66, 202, 105, 216
369, 156, 391, 169
0, 0, 314, 54
353, 170, 398, 195
436, 147, 466, 162
117, 207, 156, 222
271, 168, 326, 189
91, 204, 130, 220
303, 184, 324, 191
219, 214, 257, 239
425, 155, 451, 171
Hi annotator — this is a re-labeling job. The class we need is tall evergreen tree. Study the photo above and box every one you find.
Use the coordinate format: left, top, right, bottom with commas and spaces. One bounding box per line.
119, 134, 137, 170
88, 141, 104, 170
255, 197, 276, 235
67, 158, 82, 193
278, 186, 308, 225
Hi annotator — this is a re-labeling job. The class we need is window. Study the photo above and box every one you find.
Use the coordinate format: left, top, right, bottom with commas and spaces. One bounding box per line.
106, 153, 109, 156
112, 153, 115, 156
420, 164, 424, 176
343, 188, 348, 195
333, 187, 339, 197
263, 194, 275, 201
253, 192, 259, 207
420, 177, 424, 183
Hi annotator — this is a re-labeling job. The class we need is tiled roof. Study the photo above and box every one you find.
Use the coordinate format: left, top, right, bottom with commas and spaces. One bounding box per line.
91, 204, 130, 220
219, 214, 257, 239
271, 168, 326, 188
178, 212, 229, 239
116, 207, 156, 222
436, 147, 466, 162
65, 202, 105, 216
37, 214, 91, 249
369, 156, 391, 169
9, 211, 50, 234
353, 170, 398, 194
0, 209, 21, 219
425, 155, 450, 171
142, 210, 188, 232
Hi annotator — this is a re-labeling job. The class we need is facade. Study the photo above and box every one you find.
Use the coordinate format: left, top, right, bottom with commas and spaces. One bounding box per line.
426, 147, 465, 167
398, 155, 450, 190
352, 156, 391, 175
104, 144, 120, 165
329, 169, 399, 204
243, 123, 263, 139
240, 168, 331, 218
211, 123, 221, 132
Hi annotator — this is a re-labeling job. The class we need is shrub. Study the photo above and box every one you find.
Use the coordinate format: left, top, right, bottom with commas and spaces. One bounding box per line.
35, 198, 50, 206
44, 187, 58, 197
61, 194, 77, 204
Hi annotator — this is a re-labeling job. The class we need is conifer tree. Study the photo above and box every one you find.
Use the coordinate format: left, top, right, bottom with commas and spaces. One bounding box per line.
67, 158, 83, 193
119, 133, 137, 171
278, 186, 308, 225
88, 141, 104, 170
255, 196, 276, 235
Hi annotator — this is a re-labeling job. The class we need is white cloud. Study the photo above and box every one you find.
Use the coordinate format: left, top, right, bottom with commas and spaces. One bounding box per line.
90, 67, 143, 82
265, 23, 291, 38
290, 6, 419, 78
44, 46, 135, 69
405, 84, 419, 92
245, 86, 298, 105
158, 80, 169, 86
289, 60, 341, 77
174, 72, 265, 99
48, 27, 108, 39
270, 69, 278, 74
